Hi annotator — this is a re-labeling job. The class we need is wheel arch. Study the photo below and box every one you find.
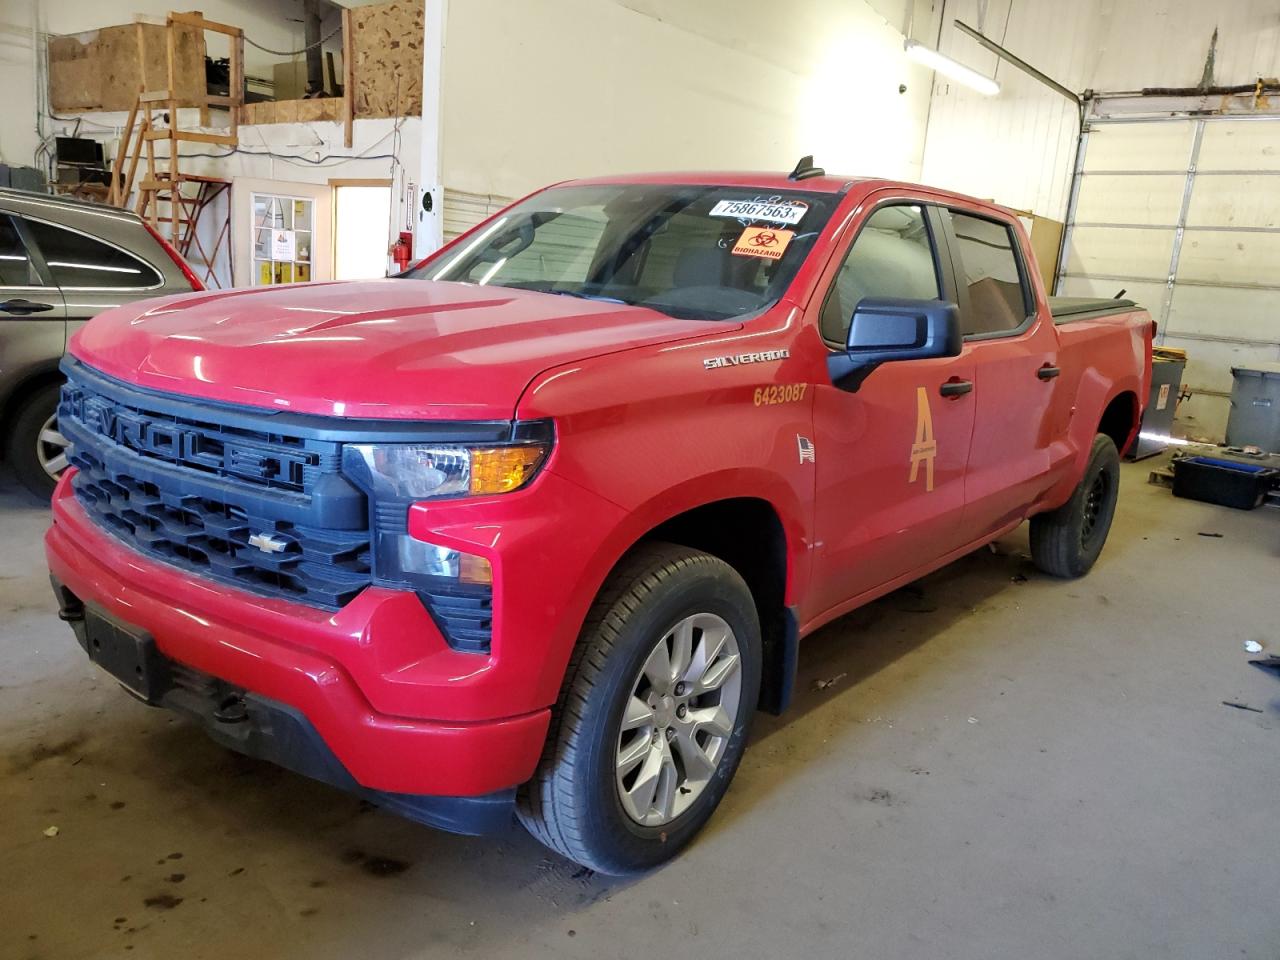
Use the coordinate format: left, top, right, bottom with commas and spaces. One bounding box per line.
591, 487, 803, 717
0, 362, 64, 457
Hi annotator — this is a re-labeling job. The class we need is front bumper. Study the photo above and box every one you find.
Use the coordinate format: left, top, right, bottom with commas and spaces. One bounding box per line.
45, 478, 551, 799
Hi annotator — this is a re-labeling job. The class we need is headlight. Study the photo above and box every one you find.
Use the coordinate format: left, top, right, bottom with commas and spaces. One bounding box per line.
342, 441, 549, 501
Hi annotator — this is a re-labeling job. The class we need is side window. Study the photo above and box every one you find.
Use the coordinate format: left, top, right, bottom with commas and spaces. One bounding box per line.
0, 216, 40, 287
944, 210, 1030, 337
820, 205, 939, 346
22, 219, 161, 290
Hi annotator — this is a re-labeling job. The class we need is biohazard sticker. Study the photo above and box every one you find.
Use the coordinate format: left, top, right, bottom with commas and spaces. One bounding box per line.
732, 227, 794, 260
710, 199, 808, 225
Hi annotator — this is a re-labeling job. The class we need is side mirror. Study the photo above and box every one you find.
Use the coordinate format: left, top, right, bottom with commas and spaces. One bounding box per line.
828, 297, 962, 391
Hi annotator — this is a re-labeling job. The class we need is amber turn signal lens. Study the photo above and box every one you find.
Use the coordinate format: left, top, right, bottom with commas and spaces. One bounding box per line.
468, 445, 548, 495
459, 553, 493, 585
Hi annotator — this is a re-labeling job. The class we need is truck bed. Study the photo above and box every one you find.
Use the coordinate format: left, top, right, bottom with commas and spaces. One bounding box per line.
1049, 296, 1139, 324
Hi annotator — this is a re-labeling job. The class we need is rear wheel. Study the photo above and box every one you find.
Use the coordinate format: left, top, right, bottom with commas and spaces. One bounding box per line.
6, 383, 68, 501
1030, 433, 1120, 578
517, 542, 761, 874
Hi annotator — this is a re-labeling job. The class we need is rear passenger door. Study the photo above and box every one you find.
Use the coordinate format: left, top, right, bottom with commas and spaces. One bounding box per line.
20, 217, 165, 338
0, 213, 67, 377
938, 208, 1064, 542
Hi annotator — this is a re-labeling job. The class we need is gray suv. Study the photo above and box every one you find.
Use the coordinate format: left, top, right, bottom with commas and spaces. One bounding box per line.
0, 188, 200, 497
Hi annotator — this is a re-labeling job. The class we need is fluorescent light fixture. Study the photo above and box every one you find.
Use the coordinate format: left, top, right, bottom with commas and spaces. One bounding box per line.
905, 39, 1000, 96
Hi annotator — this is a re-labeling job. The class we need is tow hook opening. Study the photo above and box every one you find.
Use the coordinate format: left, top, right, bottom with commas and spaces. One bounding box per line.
213, 693, 249, 724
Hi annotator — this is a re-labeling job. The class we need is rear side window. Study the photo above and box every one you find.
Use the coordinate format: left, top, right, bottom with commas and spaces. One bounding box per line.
0, 216, 39, 286
23, 219, 161, 289
820, 204, 939, 345
943, 210, 1030, 337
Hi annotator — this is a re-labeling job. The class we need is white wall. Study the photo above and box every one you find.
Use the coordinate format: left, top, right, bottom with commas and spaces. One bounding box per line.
439, 0, 939, 201
920, 0, 1280, 219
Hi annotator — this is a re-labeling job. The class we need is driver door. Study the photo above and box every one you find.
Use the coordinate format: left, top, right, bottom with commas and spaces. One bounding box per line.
805, 201, 977, 621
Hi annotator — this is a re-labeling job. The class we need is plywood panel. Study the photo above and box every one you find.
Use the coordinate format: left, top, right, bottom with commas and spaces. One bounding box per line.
1064, 226, 1174, 281
1083, 122, 1196, 172
351, 0, 424, 119
1074, 174, 1185, 225
49, 22, 204, 113
1185, 176, 1280, 229
1197, 120, 1280, 172
1177, 230, 1280, 285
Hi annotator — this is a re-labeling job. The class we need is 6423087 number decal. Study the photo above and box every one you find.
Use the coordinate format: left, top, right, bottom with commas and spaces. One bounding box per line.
753, 383, 808, 406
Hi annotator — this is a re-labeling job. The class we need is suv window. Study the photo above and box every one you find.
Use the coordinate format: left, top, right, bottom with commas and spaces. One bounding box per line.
0, 216, 40, 287
943, 210, 1030, 337
820, 204, 939, 345
23, 219, 161, 289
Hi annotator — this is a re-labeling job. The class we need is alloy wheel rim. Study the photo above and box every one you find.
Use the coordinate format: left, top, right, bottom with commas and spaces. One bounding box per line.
615, 612, 742, 827
36, 413, 70, 480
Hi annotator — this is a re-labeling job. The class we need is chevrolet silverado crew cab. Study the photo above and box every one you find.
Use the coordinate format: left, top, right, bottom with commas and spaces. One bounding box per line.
46, 163, 1153, 874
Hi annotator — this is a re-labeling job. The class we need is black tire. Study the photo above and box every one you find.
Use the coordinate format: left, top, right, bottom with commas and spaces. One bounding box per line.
5, 383, 64, 501
1030, 433, 1120, 578
517, 542, 762, 875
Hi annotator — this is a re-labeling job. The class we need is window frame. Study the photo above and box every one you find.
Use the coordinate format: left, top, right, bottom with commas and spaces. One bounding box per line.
0, 213, 50, 290
937, 206, 1036, 342
19, 214, 165, 292
817, 199, 954, 351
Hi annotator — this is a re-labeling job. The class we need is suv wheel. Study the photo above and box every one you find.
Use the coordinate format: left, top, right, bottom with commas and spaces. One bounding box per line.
1029, 433, 1120, 578
6, 383, 68, 500
517, 542, 762, 874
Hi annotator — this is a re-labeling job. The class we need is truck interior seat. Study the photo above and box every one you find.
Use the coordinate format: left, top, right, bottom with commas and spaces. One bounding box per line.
964, 277, 1025, 334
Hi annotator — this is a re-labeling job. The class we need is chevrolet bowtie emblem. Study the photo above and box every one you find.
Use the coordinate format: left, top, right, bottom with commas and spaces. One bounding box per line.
247, 532, 289, 554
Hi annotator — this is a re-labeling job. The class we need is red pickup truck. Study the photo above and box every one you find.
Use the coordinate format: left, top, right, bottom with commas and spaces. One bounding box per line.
46, 164, 1152, 874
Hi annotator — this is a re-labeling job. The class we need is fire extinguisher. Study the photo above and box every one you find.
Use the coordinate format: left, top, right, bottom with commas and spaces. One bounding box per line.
390, 231, 413, 272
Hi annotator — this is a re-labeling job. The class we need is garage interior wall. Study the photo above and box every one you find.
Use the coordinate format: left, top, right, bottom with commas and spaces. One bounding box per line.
438, 0, 941, 238
922, 0, 1280, 442
0, 0, 317, 168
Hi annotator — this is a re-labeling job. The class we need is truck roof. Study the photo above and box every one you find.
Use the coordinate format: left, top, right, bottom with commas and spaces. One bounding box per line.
564, 171, 1005, 211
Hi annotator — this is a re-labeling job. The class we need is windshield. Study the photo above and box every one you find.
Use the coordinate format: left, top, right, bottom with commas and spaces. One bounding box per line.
404, 183, 840, 321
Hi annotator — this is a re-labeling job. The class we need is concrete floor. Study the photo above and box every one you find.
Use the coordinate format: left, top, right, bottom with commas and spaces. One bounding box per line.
2, 460, 1277, 960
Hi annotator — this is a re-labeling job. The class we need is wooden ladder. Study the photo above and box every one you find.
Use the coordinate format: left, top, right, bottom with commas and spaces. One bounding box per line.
105, 11, 244, 249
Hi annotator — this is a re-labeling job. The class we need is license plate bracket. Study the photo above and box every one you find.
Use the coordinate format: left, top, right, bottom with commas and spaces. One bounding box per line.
83, 608, 167, 702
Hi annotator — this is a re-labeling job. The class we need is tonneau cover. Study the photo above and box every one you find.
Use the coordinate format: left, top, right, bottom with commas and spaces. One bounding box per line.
1049, 296, 1138, 324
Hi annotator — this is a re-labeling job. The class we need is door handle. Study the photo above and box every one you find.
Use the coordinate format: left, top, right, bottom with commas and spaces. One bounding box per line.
939, 379, 973, 398
1037, 365, 1061, 380
0, 298, 56, 315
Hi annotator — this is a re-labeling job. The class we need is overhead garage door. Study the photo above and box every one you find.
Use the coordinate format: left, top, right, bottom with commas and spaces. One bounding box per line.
443, 189, 515, 243
1056, 116, 1280, 442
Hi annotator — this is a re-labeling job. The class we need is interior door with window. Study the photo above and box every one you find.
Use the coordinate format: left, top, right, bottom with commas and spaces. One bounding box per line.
939, 209, 1065, 543
806, 202, 977, 621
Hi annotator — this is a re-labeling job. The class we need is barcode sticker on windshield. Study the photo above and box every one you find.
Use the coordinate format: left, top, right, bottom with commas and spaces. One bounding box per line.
709, 199, 808, 225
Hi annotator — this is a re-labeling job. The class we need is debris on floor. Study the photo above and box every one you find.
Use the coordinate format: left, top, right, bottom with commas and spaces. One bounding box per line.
1222, 700, 1264, 713
42, 826, 59, 838
1197, 531, 1224, 538
1244, 640, 1264, 653
1248, 655, 1280, 678
811, 672, 847, 691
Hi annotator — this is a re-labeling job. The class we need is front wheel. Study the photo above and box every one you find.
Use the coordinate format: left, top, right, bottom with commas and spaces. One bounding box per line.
6, 383, 69, 501
1030, 433, 1120, 578
517, 542, 762, 874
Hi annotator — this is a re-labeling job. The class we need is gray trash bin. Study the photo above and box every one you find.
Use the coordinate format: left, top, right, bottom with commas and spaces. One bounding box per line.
1226, 362, 1280, 452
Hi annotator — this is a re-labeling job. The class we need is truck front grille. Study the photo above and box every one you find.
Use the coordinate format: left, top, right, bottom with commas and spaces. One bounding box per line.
70, 448, 372, 609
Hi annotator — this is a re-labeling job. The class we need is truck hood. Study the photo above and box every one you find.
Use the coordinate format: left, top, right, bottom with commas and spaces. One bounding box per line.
70, 279, 727, 420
